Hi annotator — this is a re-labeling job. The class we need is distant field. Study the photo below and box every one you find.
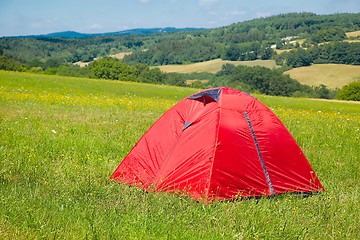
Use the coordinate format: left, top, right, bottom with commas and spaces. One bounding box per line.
74, 52, 132, 67
346, 30, 360, 38
74, 61, 91, 67
285, 64, 360, 89
344, 31, 360, 43
111, 51, 132, 59
157, 59, 280, 74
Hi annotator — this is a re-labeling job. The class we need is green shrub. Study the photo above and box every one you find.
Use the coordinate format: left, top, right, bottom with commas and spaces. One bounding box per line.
336, 81, 360, 101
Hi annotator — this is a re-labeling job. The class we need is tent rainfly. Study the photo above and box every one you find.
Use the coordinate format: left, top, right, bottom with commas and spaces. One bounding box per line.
110, 87, 324, 203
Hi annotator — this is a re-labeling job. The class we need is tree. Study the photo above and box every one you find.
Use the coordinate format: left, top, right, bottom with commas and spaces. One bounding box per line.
138, 68, 166, 84
222, 44, 240, 61
0, 55, 27, 71
88, 57, 137, 81
336, 81, 360, 101
164, 73, 186, 86
216, 63, 237, 76
259, 45, 274, 60
43, 58, 64, 69
313, 84, 336, 99
310, 27, 346, 43
285, 48, 312, 68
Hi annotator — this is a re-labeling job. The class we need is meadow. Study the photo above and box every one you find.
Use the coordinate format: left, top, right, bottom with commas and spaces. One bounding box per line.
346, 30, 360, 38
0, 71, 359, 239
285, 64, 360, 89
156, 59, 279, 74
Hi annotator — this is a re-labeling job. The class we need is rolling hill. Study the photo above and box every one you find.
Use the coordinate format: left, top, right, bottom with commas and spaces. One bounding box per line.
156, 59, 280, 73
10, 27, 207, 39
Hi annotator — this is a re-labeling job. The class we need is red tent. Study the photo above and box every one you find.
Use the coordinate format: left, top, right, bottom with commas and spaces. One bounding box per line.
110, 87, 324, 203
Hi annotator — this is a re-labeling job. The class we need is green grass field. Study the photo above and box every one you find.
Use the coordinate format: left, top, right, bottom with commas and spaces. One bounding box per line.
1, 71, 359, 239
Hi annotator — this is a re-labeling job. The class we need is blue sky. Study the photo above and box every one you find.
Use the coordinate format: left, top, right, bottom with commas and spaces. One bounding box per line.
0, 0, 359, 37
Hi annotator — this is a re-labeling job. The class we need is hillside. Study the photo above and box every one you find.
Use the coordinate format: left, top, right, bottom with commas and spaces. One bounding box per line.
11, 27, 206, 39
285, 64, 360, 89
1, 12, 360, 98
157, 59, 280, 74
1, 13, 359, 65
124, 13, 360, 65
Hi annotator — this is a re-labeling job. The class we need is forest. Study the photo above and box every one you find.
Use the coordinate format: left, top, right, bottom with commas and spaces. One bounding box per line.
0, 12, 359, 100
1, 12, 359, 66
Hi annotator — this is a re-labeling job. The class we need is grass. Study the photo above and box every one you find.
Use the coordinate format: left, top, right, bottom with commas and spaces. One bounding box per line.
1, 71, 359, 239
285, 64, 360, 89
156, 59, 279, 74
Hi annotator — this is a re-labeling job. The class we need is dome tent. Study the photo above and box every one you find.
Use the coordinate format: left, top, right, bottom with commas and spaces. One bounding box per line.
110, 87, 324, 203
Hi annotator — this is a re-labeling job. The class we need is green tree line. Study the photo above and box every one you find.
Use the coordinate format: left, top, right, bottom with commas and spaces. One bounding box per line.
1, 13, 359, 67
275, 42, 360, 68
0, 55, 344, 100
123, 12, 360, 65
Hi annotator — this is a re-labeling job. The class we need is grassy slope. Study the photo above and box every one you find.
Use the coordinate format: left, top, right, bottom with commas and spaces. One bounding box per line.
285, 64, 360, 89
156, 59, 280, 74
346, 30, 360, 38
0, 71, 359, 239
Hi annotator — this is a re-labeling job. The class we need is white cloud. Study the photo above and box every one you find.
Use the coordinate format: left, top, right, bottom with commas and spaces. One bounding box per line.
207, 20, 219, 26
87, 23, 102, 30
229, 10, 246, 16
256, 11, 271, 18
118, 25, 130, 30
138, 0, 151, 3
198, 0, 220, 7
207, 11, 217, 16
30, 18, 59, 29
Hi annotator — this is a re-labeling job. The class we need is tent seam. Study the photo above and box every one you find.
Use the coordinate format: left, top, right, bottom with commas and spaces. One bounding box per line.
243, 111, 275, 196
205, 89, 223, 202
